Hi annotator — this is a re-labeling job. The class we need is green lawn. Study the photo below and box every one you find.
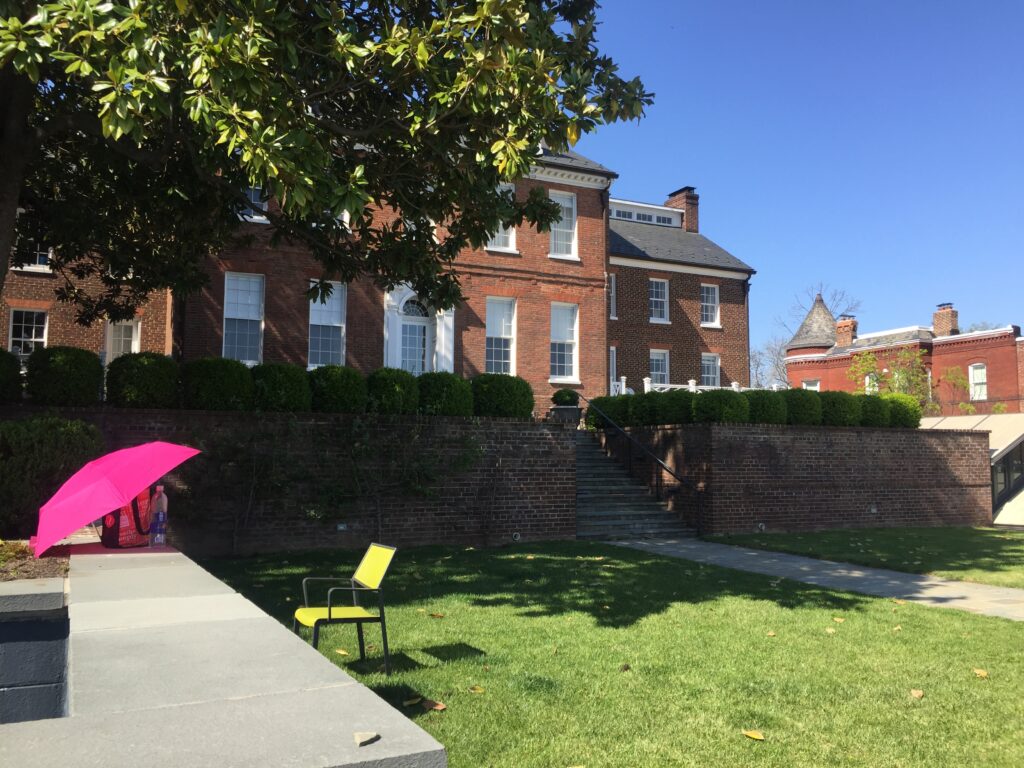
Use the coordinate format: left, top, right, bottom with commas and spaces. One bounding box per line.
203, 542, 1023, 767
711, 527, 1024, 589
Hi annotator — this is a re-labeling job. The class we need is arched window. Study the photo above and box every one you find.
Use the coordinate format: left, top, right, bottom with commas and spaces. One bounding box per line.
401, 298, 431, 374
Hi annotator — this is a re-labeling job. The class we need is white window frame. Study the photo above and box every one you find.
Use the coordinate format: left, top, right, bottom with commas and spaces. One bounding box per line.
649, 278, 670, 324
242, 186, 269, 223
700, 283, 721, 328
549, 302, 579, 384
969, 363, 988, 401
656, 214, 674, 226
650, 349, 670, 385
609, 346, 617, 393
307, 281, 347, 369
548, 191, 578, 261
8, 309, 48, 363
486, 184, 518, 254
485, 296, 516, 375
635, 211, 653, 223
11, 209, 53, 273
609, 273, 618, 320
105, 319, 141, 364
700, 353, 721, 387
222, 272, 265, 366
613, 208, 633, 220
802, 379, 820, 392
864, 373, 879, 394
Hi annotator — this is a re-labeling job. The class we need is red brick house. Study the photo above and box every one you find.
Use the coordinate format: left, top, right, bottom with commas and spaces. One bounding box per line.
785, 297, 1024, 415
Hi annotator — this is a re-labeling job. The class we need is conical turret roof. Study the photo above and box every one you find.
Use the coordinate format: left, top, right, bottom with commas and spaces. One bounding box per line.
787, 294, 836, 351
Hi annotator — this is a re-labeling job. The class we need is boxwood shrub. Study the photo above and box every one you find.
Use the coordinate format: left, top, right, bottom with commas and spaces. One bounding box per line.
181, 358, 255, 411
418, 371, 473, 417
105, 352, 179, 409
658, 389, 694, 425
883, 392, 923, 428
26, 346, 103, 406
782, 388, 823, 426
819, 390, 863, 427
744, 390, 787, 424
693, 389, 750, 424
0, 349, 21, 403
309, 365, 367, 413
858, 394, 891, 428
628, 391, 664, 426
367, 367, 419, 414
586, 394, 631, 429
471, 374, 534, 419
0, 416, 104, 537
552, 388, 580, 407
252, 363, 312, 412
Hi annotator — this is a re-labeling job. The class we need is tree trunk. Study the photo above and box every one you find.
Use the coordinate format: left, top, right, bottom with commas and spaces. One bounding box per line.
0, 66, 35, 297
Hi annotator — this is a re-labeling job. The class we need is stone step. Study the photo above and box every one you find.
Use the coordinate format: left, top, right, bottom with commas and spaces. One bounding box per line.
577, 529, 696, 541
577, 503, 670, 515
576, 507, 681, 519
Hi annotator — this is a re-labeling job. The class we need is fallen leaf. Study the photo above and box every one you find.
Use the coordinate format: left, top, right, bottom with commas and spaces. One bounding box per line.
766, 631, 777, 637
973, 668, 989, 679
422, 699, 447, 711
825, 627, 837, 635
743, 729, 765, 741
619, 663, 631, 672
832, 617, 845, 624
526, 555, 535, 560
483, 664, 491, 671
468, 685, 485, 694
416, 608, 426, 613
893, 599, 906, 605
910, 689, 924, 700
335, 648, 350, 656
429, 613, 445, 619
402, 697, 422, 707
353, 731, 380, 747
367, 644, 377, 651
893, 625, 902, 632
602, 605, 610, 610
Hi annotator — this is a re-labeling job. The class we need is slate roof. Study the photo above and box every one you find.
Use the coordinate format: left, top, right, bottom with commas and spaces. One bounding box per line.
786, 294, 837, 351
537, 146, 618, 178
608, 219, 755, 274
826, 327, 933, 357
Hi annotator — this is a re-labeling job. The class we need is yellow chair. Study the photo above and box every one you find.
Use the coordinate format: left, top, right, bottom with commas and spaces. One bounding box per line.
293, 543, 397, 674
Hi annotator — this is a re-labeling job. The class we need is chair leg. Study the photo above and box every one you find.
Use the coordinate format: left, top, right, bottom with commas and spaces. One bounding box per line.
380, 618, 391, 676
292, 617, 298, 635
312, 622, 321, 650
357, 623, 366, 661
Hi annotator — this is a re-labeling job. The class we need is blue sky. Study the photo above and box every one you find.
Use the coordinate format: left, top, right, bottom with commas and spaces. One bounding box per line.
575, 0, 1024, 348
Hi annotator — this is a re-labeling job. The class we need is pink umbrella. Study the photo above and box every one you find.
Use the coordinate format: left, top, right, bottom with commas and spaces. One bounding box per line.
32, 441, 201, 557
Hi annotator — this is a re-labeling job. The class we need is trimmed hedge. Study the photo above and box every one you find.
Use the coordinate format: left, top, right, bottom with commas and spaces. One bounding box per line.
418, 372, 473, 417
309, 365, 367, 413
181, 358, 255, 411
586, 394, 630, 429
471, 374, 534, 419
782, 388, 823, 426
658, 389, 694, 425
26, 346, 103, 406
626, 391, 662, 426
858, 394, 891, 428
883, 392, 923, 428
367, 367, 419, 414
693, 389, 750, 424
744, 390, 787, 424
252, 363, 312, 412
105, 352, 179, 409
819, 390, 863, 427
0, 416, 105, 537
0, 349, 21, 403
552, 388, 580, 407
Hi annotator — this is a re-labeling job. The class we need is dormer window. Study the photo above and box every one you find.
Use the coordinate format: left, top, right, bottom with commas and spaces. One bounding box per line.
656, 215, 674, 226
636, 212, 653, 223
613, 209, 633, 220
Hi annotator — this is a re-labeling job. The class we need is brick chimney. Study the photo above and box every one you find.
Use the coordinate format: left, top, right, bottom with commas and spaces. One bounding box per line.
665, 186, 699, 233
933, 303, 959, 336
836, 314, 858, 347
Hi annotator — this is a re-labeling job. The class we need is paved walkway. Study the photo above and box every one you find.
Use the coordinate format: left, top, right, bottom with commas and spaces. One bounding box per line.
617, 538, 1024, 622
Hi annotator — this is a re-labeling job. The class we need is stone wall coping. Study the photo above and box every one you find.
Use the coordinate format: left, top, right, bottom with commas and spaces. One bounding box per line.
0, 577, 66, 615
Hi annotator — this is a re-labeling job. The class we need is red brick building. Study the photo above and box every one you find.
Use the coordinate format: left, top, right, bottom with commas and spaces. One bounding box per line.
785, 297, 1024, 415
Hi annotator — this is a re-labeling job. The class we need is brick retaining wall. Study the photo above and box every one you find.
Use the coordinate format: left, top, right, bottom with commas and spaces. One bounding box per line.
598, 423, 992, 534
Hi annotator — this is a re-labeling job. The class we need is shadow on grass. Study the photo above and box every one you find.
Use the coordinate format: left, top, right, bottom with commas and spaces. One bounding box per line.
345, 652, 425, 675
422, 642, 486, 663
201, 540, 871, 632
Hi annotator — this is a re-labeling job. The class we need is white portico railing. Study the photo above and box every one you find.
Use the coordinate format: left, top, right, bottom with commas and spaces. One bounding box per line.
642, 378, 787, 394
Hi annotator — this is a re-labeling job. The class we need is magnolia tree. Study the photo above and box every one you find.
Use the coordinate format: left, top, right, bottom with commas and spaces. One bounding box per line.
0, 0, 652, 322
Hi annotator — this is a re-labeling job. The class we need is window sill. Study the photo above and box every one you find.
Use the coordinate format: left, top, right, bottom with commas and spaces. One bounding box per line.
609, 315, 618, 321
549, 377, 581, 385
11, 265, 52, 274
485, 246, 520, 256
649, 318, 671, 325
700, 323, 723, 330
548, 254, 581, 262
239, 214, 270, 224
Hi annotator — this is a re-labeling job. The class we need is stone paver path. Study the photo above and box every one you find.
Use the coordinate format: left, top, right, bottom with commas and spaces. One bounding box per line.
618, 538, 1024, 622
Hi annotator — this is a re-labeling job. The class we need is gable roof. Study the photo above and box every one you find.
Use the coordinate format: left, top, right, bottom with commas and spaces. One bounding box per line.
787, 294, 837, 351
537, 146, 618, 178
608, 219, 754, 274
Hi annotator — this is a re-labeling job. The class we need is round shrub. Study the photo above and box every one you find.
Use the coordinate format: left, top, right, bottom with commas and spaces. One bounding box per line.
858, 394, 891, 428
883, 392, 923, 428
745, 389, 787, 424
552, 388, 580, 407
181, 358, 255, 411
25, 346, 103, 406
819, 390, 863, 427
309, 365, 367, 413
471, 374, 534, 419
252, 363, 312, 412
693, 389, 750, 424
367, 367, 419, 414
418, 372, 473, 417
586, 394, 630, 429
105, 352, 179, 408
0, 349, 22, 403
782, 388, 823, 426
658, 389, 694, 425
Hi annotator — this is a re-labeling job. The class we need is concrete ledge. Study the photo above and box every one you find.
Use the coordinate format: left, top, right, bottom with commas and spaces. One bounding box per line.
0, 577, 65, 614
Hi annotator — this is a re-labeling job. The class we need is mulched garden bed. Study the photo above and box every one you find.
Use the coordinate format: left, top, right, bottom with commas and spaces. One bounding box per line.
0, 540, 69, 582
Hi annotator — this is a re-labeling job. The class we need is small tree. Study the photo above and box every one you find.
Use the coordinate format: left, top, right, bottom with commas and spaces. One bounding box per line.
847, 349, 937, 414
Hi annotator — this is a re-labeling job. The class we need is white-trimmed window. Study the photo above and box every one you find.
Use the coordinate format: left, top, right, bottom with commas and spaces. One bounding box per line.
609, 346, 618, 392
636, 212, 653, 223
485, 297, 515, 374
701, 353, 721, 387
549, 191, 577, 259
550, 302, 578, 381
609, 273, 617, 319
650, 350, 669, 385
17, 239, 51, 271
700, 284, 720, 326
969, 363, 988, 401
223, 273, 264, 365
106, 319, 140, 363
242, 186, 268, 222
649, 278, 669, 323
308, 281, 346, 368
802, 379, 820, 392
613, 209, 633, 220
9, 310, 47, 363
487, 185, 517, 252
400, 298, 432, 375
656, 214, 674, 225
864, 373, 879, 394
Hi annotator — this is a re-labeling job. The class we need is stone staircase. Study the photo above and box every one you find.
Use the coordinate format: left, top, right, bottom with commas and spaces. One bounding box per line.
575, 431, 696, 541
